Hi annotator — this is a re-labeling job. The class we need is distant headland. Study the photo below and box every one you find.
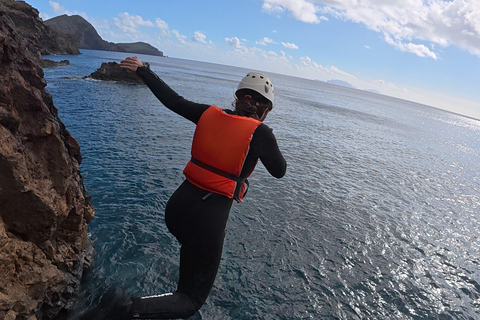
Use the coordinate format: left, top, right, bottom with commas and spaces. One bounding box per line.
44, 14, 164, 57
324, 79, 380, 94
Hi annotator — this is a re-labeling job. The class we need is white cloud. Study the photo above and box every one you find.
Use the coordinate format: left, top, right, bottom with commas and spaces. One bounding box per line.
280, 50, 293, 61
262, 0, 328, 23
113, 12, 153, 34
384, 34, 437, 59
225, 37, 244, 49
49, 1, 64, 14
193, 31, 207, 43
225, 36, 293, 65
256, 37, 277, 45
225, 37, 260, 56
49, 1, 87, 19
155, 18, 170, 37
281, 42, 299, 49
262, 0, 480, 59
222, 38, 356, 83
172, 30, 187, 44
298, 55, 359, 81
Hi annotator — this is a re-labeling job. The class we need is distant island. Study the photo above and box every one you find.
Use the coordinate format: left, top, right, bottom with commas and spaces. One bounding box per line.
326, 79, 356, 89
325, 79, 380, 94
44, 14, 164, 57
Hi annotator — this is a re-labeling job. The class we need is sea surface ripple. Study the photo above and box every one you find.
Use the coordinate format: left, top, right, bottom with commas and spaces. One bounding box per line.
43, 50, 480, 319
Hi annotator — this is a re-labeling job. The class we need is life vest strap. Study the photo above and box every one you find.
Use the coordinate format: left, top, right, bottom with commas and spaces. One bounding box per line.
190, 157, 248, 202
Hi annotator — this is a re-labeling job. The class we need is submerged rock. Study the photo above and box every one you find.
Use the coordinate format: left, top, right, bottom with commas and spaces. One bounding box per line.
85, 61, 147, 84
0, 1, 94, 319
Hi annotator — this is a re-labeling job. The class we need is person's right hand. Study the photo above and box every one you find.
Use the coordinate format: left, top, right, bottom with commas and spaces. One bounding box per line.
120, 56, 144, 72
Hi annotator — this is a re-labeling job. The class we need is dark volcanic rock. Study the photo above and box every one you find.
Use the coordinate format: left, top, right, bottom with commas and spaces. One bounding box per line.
1, 0, 79, 60
0, 1, 94, 319
85, 62, 146, 84
45, 14, 164, 57
40, 59, 70, 68
44, 14, 112, 51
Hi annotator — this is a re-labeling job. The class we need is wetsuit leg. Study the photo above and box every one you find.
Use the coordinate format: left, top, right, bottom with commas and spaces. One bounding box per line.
130, 291, 197, 319
131, 180, 233, 319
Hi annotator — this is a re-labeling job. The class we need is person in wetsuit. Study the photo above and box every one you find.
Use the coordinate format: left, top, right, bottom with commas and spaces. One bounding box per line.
80, 56, 286, 320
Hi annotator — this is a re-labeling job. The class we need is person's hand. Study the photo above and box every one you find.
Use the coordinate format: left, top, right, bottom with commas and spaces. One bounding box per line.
119, 56, 144, 72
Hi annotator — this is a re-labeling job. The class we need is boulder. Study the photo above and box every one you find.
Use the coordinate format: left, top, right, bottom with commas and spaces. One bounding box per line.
85, 61, 147, 84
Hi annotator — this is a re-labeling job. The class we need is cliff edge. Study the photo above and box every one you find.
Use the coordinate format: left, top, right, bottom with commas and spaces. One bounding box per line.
0, 1, 94, 319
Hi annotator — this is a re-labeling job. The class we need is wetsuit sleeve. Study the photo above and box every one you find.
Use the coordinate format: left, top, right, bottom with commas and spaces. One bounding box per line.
136, 66, 209, 124
251, 124, 287, 178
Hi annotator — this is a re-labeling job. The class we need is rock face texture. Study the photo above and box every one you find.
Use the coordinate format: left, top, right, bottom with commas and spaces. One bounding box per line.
0, 1, 94, 319
45, 14, 164, 57
44, 14, 110, 51
1, 0, 79, 68
86, 61, 147, 84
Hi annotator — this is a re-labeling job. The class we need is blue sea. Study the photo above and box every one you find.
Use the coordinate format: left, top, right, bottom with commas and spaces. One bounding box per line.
43, 50, 480, 319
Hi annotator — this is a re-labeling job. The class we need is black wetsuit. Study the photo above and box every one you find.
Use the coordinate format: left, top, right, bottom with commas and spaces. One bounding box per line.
130, 66, 287, 319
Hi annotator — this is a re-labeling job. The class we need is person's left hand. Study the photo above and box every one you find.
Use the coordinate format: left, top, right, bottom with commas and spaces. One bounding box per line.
120, 56, 144, 72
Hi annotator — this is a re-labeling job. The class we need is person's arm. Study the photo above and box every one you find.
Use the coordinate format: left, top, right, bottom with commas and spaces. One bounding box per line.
120, 57, 208, 124
250, 124, 287, 178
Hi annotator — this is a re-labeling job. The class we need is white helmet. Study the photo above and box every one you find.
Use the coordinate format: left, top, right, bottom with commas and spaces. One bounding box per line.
235, 72, 274, 106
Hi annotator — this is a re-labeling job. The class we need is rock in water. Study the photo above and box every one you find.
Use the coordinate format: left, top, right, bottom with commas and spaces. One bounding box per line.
40, 59, 70, 68
0, 2, 95, 319
86, 61, 146, 84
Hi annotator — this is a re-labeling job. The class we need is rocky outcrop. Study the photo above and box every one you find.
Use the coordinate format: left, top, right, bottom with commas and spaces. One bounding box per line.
45, 14, 164, 57
0, 1, 94, 319
85, 62, 147, 84
40, 59, 70, 68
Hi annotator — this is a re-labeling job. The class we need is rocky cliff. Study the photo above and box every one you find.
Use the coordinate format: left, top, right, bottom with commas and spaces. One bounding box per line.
0, 1, 94, 319
1, 0, 79, 67
45, 14, 164, 57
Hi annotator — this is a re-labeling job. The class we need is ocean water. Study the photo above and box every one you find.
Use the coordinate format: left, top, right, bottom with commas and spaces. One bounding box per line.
43, 50, 480, 319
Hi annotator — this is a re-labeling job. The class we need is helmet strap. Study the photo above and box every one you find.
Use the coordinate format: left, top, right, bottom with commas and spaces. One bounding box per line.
258, 108, 269, 122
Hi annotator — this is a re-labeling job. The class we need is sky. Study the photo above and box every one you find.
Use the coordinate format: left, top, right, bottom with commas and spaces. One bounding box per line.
28, 0, 480, 120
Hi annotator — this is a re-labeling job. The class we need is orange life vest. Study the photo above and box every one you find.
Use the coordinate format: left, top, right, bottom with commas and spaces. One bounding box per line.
183, 106, 262, 202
